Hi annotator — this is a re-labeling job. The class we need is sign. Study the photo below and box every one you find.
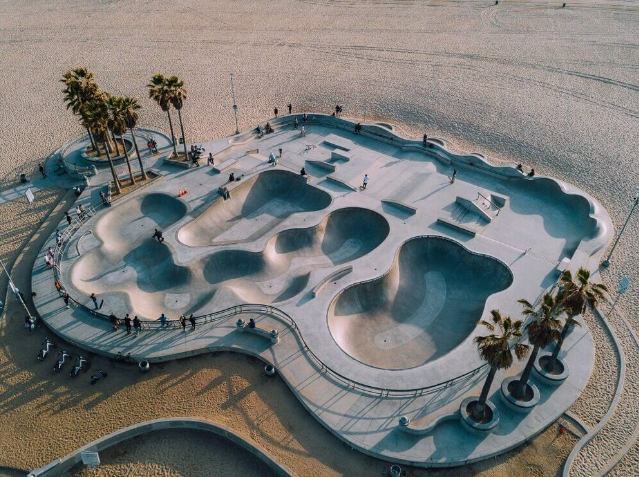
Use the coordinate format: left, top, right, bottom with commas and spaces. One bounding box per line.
25, 188, 35, 204
619, 276, 630, 295
81, 451, 100, 468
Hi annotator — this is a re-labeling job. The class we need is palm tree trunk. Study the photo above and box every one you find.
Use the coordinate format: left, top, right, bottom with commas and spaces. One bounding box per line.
121, 125, 135, 185
105, 144, 122, 194
177, 108, 188, 162
515, 345, 539, 400
550, 321, 571, 369
166, 110, 178, 157
86, 127, 99, 155
473, 366, 497, 422
111, 131, 121, 156
130, 127, 147, 180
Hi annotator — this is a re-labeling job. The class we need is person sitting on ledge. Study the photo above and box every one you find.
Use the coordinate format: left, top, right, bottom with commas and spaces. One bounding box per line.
248, 318, 256, 329
220, 186, 230, 201
265, 122, 274, 134
516, 164, 524, 172
527, 168, 535, 177
152, 228, 164, 243
256, 125, 264, 138
228, 172, 235, 182
300, 167, 307, 177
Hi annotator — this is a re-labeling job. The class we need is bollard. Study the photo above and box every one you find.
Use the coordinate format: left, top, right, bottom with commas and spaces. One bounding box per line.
139, 360, 150, 373
265, 364, 276, 377
390, 464, 402, 477
270, 329, 279, 344
495, 0, 498, 4
399, 416, 410, 427
562, 2, 566, 6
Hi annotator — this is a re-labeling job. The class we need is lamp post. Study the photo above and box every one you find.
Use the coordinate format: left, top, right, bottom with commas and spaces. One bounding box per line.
230, 73, 239, 135
602, 187, 639, 267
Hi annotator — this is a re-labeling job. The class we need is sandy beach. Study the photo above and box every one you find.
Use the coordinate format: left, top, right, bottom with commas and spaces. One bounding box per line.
1, 0, 638, 474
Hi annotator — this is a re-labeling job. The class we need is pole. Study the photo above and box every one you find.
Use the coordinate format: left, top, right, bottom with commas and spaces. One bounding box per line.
0, 257, 34, 320
602, 190, 639, 267
230, 73, 239, 135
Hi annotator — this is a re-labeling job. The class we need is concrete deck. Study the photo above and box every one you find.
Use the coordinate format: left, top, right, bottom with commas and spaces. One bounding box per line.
32, 114, 613, 468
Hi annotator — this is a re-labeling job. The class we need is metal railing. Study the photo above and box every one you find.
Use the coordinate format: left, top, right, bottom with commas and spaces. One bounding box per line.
51, 203, 489, 398
476, 192, 502, 215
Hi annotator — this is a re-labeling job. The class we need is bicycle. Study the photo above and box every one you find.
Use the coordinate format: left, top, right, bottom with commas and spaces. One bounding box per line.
112, 351, 137, 366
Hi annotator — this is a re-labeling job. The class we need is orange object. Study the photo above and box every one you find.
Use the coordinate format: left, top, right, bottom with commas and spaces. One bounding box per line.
559, 425, 566, 434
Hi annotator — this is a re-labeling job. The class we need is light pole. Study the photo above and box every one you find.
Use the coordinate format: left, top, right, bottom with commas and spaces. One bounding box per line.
602, 187, 639, 267
230, 73, 239, 135
0, 257, 34, 320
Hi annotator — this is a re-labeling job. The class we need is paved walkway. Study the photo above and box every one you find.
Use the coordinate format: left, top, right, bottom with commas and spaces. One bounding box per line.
30, 115, 603, 468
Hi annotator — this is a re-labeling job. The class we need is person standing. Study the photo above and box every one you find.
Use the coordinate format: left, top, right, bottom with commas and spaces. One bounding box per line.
208, 153, 214, 165
288, 103, 292, 114
38, 163, 47, 179
423, 134, 428, 147
362, 174, 369, 190
302, 113, 307, 123
278, 148, 283, 158
189, 314, 196, 330
159, 313, 167, 327
450, 168, 457, 184
133, 315, 142, 336
274, 107, 278, 117
62, 291, 70, 308
90, 293, 99, 309
179, 314, 186, 332
301, 125, 306, 137
124, 314, 132, 335
65, 212, 72, 226
109, 314, 120, 331
293, 118, 299, 129
55, 229, 61, 244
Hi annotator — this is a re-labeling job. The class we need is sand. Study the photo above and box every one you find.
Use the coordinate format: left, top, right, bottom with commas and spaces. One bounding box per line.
0, 0, 638, 474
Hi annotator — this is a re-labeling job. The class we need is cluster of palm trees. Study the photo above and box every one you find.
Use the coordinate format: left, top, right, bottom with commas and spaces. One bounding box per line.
472, 267, 608, 422
61, 68, 147, 194
147, 74, 188, 161
62, 68, 189, 195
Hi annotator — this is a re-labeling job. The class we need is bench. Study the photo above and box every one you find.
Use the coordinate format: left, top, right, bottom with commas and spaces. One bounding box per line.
236, 319, 279, 344
436, 217, 477, 237
398, 411, 460, 435
212, 158, 238, 172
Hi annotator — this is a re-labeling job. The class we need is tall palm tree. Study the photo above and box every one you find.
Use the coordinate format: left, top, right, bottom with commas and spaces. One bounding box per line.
106, 95, 135, 185
514, 293, 563, 399
553, 268, 608, 368
148, 74, 178, 157
121, 97, 147, 181
61, 67, 101, 154
83, 97, 122, 194
167, 75, 189, 162
474, 310, 529, 422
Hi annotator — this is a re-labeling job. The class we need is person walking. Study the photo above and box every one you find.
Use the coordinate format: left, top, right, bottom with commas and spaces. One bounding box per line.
288, 103, 292, 114
124, 314, 132, 335
274, 107, 278, 117
278, 148, 283, 158
133, 315, 142, 336
62, 291, 70, 308
38, 163, 47, 179
179, 314, 186, 332
301, 125, 306, 137
450, 168, 457, 184
362, 174, 369, 190
189, 314, 196, 330
208, 153, 214, 165
159, 313, 167, 328
90, 293, 99, 309
152, 229, 164, 243
65, 212, 72, 226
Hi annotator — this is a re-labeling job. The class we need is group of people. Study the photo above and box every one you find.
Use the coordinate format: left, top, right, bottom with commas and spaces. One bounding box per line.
44, 247, 55, 269
109, 313, 142, 335
158, 312, 197, 331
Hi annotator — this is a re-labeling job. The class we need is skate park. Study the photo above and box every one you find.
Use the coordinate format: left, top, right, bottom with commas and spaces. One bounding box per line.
31, 113, 613, 469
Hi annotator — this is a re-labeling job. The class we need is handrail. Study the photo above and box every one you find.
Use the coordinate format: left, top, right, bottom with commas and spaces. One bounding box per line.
51, 202, 489, 398
476, 192, 502, 215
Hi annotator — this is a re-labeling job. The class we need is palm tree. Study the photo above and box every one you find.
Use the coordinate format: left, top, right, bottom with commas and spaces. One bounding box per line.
474, 310, 529, 422
121, 97, 147, 181
148, 74, 178, 157
167, 75, 189, 162
82, 97, 121, 194
514, 294, 563, 399
61, 67, 101, 154
106, 95, 135, 185
552, 268, 608, 368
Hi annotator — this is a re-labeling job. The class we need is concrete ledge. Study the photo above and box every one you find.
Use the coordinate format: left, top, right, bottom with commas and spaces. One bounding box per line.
331, 150, 353, 162
436, 217, 477, 237
27, 418, 294, 477
381, 199, 417, 216
213, 158, 238, 172
456, 196, 492, 223
306, 159, 336, 172
237, 319, 279, 344
326, 175, 357, 191
163, 156, 192, 169
312, 266, 353, 297
399, 411, 459, 436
